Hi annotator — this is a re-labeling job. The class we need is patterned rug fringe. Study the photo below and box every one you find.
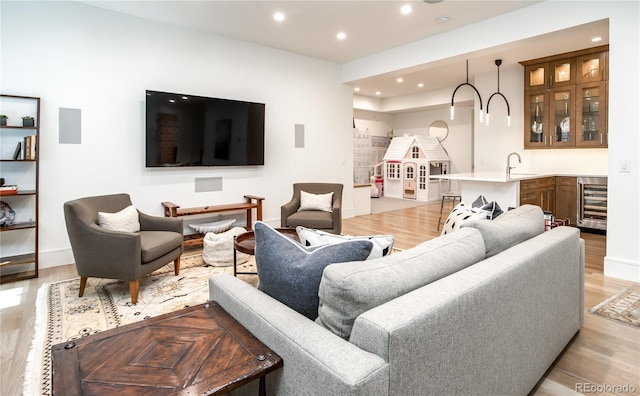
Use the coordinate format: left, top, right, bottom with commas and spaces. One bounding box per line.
589, 287, 640, 329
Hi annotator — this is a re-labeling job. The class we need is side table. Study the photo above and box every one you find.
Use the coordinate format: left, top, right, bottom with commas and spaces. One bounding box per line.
234, 228, 300, 276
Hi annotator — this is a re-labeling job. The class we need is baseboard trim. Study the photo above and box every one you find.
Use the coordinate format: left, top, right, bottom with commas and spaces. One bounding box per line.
604, 255, 640, 283
39, 248, 74, 269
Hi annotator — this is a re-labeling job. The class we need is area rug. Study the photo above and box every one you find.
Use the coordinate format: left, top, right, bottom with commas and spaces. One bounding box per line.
589, 287, 640, 329
23, 254, 257, 396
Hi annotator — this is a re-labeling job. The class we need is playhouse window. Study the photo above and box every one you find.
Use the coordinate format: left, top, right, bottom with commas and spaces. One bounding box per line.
411, 146, 420, 159
406, 165, 414, 180
386, 163, 400, 179
419, 165, 427, 189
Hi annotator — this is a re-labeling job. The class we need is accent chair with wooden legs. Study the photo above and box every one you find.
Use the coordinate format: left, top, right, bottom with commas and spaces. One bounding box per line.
64, 193, 184, 304
281, 183, 343, 234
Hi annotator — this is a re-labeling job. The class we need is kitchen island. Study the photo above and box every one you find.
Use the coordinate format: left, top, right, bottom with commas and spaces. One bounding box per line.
431, 172, 546, 209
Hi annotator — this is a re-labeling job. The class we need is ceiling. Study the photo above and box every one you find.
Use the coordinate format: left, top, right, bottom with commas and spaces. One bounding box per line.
79, 1, 609, 99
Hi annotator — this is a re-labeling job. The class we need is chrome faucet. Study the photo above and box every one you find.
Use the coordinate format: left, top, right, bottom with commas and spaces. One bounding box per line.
506, 152, 521, 178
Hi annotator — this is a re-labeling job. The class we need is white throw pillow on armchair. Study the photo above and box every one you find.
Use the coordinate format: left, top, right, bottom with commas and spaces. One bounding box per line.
298, 191, 333, 212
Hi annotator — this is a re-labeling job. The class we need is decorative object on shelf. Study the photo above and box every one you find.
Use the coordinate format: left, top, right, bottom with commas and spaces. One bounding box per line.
0, 200, 16, 226
485, 59, 511, 127
450, 59, 483, 122
0, 115, 7, 126
0, 178, 4, 186
22, 116, 34, 127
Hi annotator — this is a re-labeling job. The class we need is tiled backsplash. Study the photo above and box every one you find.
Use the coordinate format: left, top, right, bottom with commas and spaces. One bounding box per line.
525, 149, 608, 175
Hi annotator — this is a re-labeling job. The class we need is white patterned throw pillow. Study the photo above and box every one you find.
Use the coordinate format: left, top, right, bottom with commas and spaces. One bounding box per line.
440, 202, 487, 236
296, 226, 394, 260
298, 191, 333, 212
98, 205, 140, 233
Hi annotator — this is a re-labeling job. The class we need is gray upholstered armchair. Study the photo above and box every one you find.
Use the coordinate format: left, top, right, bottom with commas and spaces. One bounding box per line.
63, 193, 183, 304
281, 183, 343, 234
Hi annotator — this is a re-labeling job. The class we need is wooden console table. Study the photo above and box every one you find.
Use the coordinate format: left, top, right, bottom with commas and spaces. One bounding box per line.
162, 195, 264, 247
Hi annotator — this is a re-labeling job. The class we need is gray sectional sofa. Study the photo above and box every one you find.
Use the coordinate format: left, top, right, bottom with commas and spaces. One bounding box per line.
209, 205, 584, 395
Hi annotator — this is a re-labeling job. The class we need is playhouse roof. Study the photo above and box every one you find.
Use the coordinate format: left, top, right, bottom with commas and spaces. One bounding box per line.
383, 135, 450, 162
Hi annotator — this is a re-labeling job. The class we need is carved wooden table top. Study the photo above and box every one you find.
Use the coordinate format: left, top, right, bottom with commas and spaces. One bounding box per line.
51, 302, 282, 395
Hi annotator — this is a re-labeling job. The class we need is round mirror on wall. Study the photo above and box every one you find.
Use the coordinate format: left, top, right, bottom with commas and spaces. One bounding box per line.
428, 120, 449, 141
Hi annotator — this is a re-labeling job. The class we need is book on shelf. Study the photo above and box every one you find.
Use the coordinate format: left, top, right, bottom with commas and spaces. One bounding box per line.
0, 185, 18, 195
12, 141, 21, 160
23, 135, 37, 160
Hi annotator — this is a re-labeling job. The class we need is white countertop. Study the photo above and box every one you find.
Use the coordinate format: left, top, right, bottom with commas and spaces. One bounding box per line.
431, 172, 607, 183
430, 172, 548, 183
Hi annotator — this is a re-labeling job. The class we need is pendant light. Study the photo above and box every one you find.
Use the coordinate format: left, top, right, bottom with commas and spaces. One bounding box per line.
450, 59, 483, 123
486, 59, 511, 127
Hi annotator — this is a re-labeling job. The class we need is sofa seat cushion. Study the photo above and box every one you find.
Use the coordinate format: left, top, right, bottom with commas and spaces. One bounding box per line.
139, 230, 183, 263
286, 210, 334, 230
461, 204, 544, 257
254, 221, 373, 320
316, 227, 486, 339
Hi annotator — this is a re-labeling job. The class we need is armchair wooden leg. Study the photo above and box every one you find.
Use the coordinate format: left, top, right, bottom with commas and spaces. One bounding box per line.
79, 277, 88, 297
174, 256, 181, 275
129, 280, 140, 305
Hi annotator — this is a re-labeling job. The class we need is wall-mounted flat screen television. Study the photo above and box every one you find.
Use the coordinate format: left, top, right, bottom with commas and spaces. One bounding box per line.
145, 90, 265, 167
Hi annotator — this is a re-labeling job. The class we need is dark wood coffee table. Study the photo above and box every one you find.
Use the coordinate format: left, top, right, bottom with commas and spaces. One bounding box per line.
233, 228, 299, 276
51, 302, 282, 395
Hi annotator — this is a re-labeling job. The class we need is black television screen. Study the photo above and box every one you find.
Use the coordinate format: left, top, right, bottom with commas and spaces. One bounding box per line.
145, 90, 265, 167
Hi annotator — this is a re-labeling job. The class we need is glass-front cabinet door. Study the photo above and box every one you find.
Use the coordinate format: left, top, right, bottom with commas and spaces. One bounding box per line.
524, 90, 548, 148
576, 82, 607, 147
550, 86, 575, 147
525, 63, 548, 90
577, 51, 607, 83
550, 58, 575, 87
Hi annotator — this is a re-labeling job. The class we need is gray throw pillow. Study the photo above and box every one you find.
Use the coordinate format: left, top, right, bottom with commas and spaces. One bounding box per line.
254, 221, 373, 320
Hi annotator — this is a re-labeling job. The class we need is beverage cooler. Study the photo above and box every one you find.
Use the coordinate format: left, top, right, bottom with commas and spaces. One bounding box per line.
577, 177, 607, 230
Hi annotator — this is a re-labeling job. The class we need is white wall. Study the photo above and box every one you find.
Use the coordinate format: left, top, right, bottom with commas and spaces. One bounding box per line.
345, 1, 640, 282
1, 1, 355, 268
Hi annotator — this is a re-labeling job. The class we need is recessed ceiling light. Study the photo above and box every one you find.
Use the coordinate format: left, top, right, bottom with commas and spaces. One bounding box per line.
181, 96, 189, 100
437, 16, 449, 23
273, 12, 285, 22
354, 87, 360, 92
169, 99, 175, 103
417, 83, 424, 88
375, 91, 381, 96
396, 77, 404, 83
400, 5, 412, 15
337, 32, 347, 40
592, 36, 602, 42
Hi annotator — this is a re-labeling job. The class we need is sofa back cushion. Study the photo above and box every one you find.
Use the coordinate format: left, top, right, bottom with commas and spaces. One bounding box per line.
461, 204, 544, 257
316, 227, 486, 339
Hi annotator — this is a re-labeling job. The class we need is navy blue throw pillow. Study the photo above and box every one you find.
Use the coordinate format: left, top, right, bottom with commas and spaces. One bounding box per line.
254, 221, 373, 320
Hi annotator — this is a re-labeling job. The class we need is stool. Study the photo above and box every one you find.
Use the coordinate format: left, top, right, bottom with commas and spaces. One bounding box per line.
437, 192, 462, 231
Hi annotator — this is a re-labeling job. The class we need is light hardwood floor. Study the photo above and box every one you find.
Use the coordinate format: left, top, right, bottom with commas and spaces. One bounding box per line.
1, 202, 638, 395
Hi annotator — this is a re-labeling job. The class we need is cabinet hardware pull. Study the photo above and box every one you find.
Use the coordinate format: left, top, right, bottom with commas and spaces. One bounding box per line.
600, 133, 603, 144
